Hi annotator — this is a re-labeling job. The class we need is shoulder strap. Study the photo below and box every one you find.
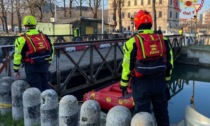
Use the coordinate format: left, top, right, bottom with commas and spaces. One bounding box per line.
134, 34, 146, 59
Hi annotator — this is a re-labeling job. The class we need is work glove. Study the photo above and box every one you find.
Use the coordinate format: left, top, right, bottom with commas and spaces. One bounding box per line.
120, 85, 128, 98
14, 71, 20, 80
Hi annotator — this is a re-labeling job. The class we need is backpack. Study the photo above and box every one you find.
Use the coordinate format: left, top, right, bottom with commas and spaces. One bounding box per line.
22, 31, 52, 65
133, 33, 167, 78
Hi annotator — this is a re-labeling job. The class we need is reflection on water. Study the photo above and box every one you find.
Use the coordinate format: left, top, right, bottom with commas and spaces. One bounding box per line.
168, 63, 210, 124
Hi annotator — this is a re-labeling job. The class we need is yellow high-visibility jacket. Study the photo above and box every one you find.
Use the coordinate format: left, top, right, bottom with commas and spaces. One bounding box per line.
120, 29, 174, 87
13, 29, 54, 72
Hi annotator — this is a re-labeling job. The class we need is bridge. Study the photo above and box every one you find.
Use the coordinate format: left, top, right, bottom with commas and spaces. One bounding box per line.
0, 34, 209, 98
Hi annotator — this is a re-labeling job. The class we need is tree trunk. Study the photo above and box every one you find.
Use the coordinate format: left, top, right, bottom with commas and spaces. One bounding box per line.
0, 0, 8, 33
15, 0, 22, 33
113, 0, 117, 31
11, 0, 14, 32
152, 0, 157, 32
117, 0, 122, 32
63, 0, 66, 17
69, 0, 73, 17
80, 0, 82, 16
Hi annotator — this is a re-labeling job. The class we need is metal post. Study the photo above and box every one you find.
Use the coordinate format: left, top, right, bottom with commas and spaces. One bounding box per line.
102, 0, 104, 35
54, 0, 57, 22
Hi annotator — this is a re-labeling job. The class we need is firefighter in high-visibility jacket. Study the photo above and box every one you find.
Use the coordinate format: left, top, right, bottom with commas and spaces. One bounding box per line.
13, 15, 54, 92
120, 10, 173, 126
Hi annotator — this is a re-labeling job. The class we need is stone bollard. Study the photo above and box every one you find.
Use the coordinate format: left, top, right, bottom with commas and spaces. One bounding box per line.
41, 89, 59, 126
59, 95, 79, 126
80, 100, 101, 126
131, 112, 156, 126
23, 87, 41, 126
0, 77, 15, 115
12, 80, 30, 121
106, 106, 131, 126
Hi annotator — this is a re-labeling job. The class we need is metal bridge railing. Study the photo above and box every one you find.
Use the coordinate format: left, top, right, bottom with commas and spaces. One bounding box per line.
0, 35, 185, 95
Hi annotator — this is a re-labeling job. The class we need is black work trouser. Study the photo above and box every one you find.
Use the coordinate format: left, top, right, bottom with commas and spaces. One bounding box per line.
24, 63, 50, 92
131, 76, 170, 126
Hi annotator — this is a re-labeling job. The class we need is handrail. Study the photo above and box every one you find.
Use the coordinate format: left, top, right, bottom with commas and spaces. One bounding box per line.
0, 35, 186, 95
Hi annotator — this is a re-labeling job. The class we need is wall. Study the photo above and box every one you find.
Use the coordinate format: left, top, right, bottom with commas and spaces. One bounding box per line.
36, 23, 73, 35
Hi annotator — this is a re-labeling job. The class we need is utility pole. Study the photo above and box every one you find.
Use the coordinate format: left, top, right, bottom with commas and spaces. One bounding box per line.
54, 0, 57, 22
152, 0, 157, 32
80, 0, 82, 16
193, 15, 197, 45
102, 0, 104, 35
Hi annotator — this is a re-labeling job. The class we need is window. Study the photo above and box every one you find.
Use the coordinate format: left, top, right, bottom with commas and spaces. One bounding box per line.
170, 11, 172, 18
170, 0, 173, 5
159, 11, 162, 17
122, 13, 125, 18
128, 1, 130, 6
134, 0, 137, 6
141, 0, 144, 5
159, 0, 162, 4
122, 1, 124, 7
176, 12, 178, 19
128, 26, 130, 31
148, 0, 151, 5
128, 12, 131, 18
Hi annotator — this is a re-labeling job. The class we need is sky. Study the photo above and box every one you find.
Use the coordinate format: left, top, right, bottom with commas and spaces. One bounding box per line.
179, 0, 209, 19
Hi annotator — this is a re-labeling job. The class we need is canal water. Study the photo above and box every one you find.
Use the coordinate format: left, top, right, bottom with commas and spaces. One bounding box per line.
168, 63, 210, 124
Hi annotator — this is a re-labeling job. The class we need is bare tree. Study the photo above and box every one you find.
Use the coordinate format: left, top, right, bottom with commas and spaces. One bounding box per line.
14, 0, 22, 33
61, 0, 67, 17
10, 0, 14, 32
25, 0, 45, 21
112, 0, 117, 30
69, 0, 73, 17
45, 0, 55, 17
0, 0, 9, 33
74, 0, 86, 16
88, 0, 101, 18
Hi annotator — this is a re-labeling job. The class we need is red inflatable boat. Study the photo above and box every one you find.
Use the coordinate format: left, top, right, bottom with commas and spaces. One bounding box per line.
83, 81, 134, 111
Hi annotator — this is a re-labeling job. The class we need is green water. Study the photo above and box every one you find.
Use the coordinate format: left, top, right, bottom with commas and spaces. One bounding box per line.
168, 63, 210, 124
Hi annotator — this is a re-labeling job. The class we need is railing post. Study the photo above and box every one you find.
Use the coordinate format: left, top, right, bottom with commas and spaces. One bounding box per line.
56, 49, 61, 95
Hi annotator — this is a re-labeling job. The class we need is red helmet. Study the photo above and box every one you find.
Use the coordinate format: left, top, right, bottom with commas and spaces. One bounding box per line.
134, 10, 153, 30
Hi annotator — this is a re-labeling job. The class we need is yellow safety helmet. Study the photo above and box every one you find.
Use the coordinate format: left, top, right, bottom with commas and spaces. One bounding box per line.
23, 15, 37, 26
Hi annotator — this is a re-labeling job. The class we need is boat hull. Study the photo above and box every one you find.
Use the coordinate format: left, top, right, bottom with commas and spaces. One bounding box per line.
185, 105, 210, 126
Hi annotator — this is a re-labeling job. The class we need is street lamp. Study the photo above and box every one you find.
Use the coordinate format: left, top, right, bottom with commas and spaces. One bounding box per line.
102, 0, 104, 35
54, 0, 57, 22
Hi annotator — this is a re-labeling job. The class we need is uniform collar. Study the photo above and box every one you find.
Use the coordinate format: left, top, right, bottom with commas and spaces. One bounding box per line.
138, 29, 154, 34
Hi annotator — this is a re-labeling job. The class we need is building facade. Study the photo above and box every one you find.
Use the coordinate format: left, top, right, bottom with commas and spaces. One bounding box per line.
202, 10, 210, 25
108, 0, 180, 33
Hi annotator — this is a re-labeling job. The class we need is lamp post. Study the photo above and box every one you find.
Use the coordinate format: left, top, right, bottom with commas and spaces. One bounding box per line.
102, 0, 104, 35
193, 15, 197, 45
54, 0, 57, 22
